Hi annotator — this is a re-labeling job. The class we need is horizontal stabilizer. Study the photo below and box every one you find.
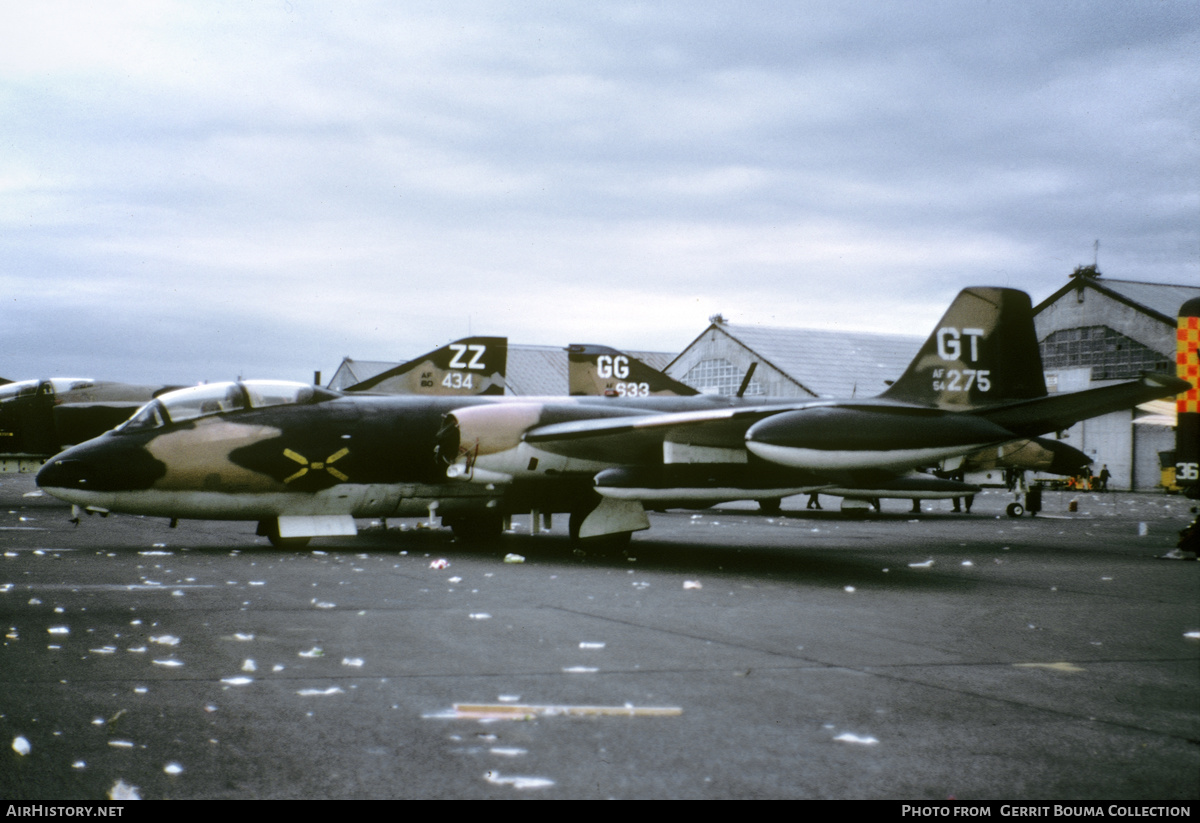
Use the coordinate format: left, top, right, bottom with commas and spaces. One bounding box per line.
979, 373, 1190, 438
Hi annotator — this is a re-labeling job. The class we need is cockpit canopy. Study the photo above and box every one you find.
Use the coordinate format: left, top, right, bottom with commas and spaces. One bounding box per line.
118, 380, 333, 432
0, 378, 95, 402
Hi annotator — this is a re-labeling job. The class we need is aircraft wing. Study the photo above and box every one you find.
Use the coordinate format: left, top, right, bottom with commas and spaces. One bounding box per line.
977, 373, 1189, 437
523, 403, 815, 462
523, 399, 1017, 470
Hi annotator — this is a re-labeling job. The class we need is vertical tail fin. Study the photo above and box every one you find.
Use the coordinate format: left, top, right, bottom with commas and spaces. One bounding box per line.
345, 336, 507, 396
881, 287, 1046, 409
567, 344, 698, 397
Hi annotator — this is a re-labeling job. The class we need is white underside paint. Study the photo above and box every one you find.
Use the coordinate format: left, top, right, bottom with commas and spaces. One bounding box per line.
40, 482, 499, 521
578, 497, 650, 538
596, 485, 815, 504
745, 441, 995, 472
469, 442, 618, 481
662, 442, 748, 465
825, 487, 970, 500
277, 515, 358, 538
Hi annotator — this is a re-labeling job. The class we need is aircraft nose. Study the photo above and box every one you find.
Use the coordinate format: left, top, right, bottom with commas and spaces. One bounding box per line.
36, 436, 165, 494
37, 455, 91, 491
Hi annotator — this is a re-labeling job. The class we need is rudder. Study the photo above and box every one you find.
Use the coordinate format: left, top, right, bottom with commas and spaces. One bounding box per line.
880, 287, 1046, 409
567, 344, 699, 397
345, 336, 507, 395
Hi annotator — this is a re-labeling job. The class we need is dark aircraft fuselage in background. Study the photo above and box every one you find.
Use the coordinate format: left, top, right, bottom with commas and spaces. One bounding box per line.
0, 378, 179, 471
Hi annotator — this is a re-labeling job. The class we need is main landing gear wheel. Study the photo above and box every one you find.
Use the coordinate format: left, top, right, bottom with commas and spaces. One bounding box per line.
446, 514, 505, 543
257, 520, 311, 549
1006, 502, 1025, 518
757, 498, 782, 515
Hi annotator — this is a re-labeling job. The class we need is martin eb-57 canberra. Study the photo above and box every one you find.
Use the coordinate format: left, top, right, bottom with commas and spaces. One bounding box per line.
38, 288, 1188, 546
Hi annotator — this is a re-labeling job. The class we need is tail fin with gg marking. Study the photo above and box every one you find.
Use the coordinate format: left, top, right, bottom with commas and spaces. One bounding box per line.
567, 344, 698, 397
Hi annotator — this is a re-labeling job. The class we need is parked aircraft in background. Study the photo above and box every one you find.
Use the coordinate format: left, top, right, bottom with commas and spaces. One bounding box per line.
566, 341, 1091, 509
343, 337, 506, 396
38, 288, 1189, 547
567, 344, 698, 397
0, 378, 181, 473
1, 339, 505, 475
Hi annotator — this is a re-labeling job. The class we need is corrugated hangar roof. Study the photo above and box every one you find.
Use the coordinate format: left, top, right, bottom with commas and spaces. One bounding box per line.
1087, 279, 1200, 321
325, 359, 397, 390
1034, 277, 1200, 324
506, 345, 570, 396
689, 323, 923, 399
632, 351, 674, 373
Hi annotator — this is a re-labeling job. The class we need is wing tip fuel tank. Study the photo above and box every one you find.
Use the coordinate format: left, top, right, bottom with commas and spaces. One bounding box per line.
745, 406, 1015, 471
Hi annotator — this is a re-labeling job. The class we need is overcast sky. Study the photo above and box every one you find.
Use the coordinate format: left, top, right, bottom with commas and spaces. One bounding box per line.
2, 1, 1197, 386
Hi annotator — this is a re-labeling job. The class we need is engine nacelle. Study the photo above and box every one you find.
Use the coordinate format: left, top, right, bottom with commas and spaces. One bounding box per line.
746, 406, 1013, 472
437, 403, 614, 482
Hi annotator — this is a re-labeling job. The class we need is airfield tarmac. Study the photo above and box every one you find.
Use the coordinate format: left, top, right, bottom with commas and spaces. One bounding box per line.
0, 472, 1197, 801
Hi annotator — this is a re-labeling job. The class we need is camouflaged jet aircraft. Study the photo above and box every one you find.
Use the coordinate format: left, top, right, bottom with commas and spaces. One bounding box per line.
342, 337, 506, 396
1, 378, 181, 473
566, 340, 1091, 507
37, 288, 1189, 547
1, 338, 503, 477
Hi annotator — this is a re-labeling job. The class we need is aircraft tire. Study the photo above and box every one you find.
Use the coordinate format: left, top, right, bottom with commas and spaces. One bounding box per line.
257, 520, 312, 549
447, 514, 505, 543
757, 498, 783, 515
1006, 502, 1025, 518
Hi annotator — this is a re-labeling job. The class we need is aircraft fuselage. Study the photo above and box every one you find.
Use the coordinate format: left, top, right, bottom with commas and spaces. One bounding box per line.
37, 392, 750, 522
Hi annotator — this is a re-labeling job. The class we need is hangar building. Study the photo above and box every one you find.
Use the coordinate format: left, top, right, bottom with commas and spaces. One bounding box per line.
1033, 269, 1199, 491
663, 317, 921, 399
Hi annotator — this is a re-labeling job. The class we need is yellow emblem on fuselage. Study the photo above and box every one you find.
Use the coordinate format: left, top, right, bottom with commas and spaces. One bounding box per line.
283, 447, 350, 484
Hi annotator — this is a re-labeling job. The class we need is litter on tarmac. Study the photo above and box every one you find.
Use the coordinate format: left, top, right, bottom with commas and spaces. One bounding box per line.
451, 703, 682, 719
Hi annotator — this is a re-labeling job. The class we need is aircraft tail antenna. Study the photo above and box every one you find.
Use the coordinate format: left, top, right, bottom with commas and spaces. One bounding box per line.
736, 363, 758, 398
